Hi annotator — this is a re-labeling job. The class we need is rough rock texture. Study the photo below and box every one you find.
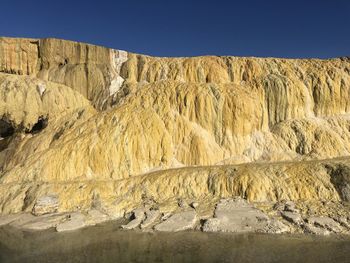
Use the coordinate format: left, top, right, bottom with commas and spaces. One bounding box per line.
203, 198, 270, 232
141, 209, 160, 229
1, 37, 350, 221
154, 211, 197, 232
121, 208, 146, 230
32, 195, 59, 215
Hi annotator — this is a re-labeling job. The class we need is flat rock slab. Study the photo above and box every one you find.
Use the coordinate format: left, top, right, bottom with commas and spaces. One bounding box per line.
304, 223, 331, 235
307, 216, 343, 233
56, 212, 86, 232
281, 211, 304, 225
0, 213, 27, 227
21, 214, 67, 231
9, 213, 37, 228
154, 211, 197, 232
203, 198, 270, 233
141, 210, 160, 229
86, 209, 110, 226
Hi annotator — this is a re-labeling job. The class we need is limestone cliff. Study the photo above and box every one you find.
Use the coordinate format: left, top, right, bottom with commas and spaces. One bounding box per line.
1, 37, 350, 216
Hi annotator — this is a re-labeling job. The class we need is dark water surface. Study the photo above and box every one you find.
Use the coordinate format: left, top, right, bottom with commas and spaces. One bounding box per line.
0, 221, 350, 263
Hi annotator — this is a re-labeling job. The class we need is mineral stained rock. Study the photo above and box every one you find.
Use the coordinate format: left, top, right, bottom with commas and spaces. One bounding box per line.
1, 37, 350, 223
32, 195, 59, 215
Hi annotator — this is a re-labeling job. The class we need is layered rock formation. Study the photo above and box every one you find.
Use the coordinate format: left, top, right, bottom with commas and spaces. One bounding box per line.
0, 37, 350, 230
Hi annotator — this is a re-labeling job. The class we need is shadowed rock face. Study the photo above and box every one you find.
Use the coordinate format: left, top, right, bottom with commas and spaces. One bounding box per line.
1, 37, 350, 216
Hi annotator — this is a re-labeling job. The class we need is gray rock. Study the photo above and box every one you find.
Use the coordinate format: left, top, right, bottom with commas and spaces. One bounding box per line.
121, 208, 145, 230
281, 211, 303, 225
334, 216, 350, 229
306, 216, 343, 233
161, 212, 172, 221
155, 211, 197, 232
9, 213, 37, 228
56, 212, 86, 232
261, 219, 290, 234
304, 223, 331, 235
273, 202, 285, 211
273, 200, 298, 213
141, 209, 160, 229
203, 198, 270, 233
21, 214, 67, 230
0, 213, 26, 226
284, 201, 299, 213
32, 195, 59, 216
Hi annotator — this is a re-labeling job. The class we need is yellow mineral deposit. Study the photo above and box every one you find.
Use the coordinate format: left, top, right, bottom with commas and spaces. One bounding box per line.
0, 37, 350, 223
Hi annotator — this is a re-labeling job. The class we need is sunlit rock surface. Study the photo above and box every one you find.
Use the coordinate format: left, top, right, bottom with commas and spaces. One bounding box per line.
1, 37, 350, 226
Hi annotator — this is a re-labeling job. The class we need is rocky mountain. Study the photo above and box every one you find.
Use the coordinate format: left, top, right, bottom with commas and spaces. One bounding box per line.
0, 37, 350, 222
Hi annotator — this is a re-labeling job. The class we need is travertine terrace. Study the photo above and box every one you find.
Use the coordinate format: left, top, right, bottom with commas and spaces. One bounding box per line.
0, 38, 350, 232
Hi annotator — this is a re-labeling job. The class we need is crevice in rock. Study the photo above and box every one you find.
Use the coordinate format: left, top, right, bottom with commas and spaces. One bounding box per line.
0, 119, 16, 152
0, 119, 15, 138
25, 116, 48, 134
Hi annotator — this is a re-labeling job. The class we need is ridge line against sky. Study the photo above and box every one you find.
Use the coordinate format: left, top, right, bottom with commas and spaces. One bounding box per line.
1, 0, 350, 58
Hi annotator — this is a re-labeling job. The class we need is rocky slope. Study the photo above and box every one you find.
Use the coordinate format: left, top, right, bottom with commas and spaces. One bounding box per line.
0, 37, 350, 233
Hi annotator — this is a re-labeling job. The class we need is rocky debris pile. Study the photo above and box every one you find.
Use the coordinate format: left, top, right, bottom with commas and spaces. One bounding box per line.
0, 198, 349, 235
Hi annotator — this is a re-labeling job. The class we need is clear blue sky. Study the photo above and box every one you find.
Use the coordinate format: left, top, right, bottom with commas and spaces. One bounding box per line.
2, 0, 350, 58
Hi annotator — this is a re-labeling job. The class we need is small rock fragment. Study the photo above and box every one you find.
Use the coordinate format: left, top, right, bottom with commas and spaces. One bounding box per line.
121, 208, 145, 230
161, 212, 172, 221
190, 202, 199, 209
